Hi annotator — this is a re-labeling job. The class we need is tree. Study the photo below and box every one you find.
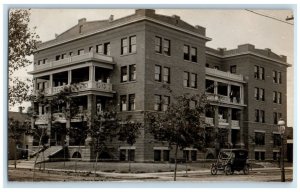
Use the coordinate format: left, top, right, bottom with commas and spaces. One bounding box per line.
118, 116, 141, 172
8, 117, 30, 168
88, 107, 119, 180
9, 9, 39, 107
146, 93, 209, 181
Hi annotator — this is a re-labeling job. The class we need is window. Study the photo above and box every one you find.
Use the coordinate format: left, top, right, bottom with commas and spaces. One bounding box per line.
121, 38, 128, 55
38, 60, 43, 65
104, 42, 110, 55
43, 59, 47, 64
155, 36, 162, 53
254, 65, 259, 79
183, 72, 189, 87
218, 82, 228, 96
273, 112, 278, 124
260, 110, 265, 123
190, 100, 197, 109
78, 49, 84, 55
259, 67, 265, 80
273, 152, 280, 160
128, 94, 135, 111
120, 95, 127, 111
255, 132, 265, 145
183, 45, 190, 60
61, 53, 66, 59
191, 150, 197, 161
259, 88, 265, 101
273, 71, 277, 83
79, 25, 83, 33
230, 65, 237, 73
273, 91, 277, 103
120, 149, 126, 161
128, 149, 135, 161
154, 95, 162, 111
206, 79, 214, 93
191, 47, 197, 62
214, 66, 219, 70
254, 87, 259, 100
278, 92, 282, 104
162, 96, 170, 111
190, 73, 197, 88
96, 44, 103, 54
273, 134, 281, 147
155, 65, 162, 82
278, 72, 282, 84
163, 150, 170, 161
55, 55, 61, 61
121, 66, 128, 82
163, 39, 171, 56
163, 67, 170, 83
255, 109, 259, 122
129, 64, 136, 81
154, 150, 161, 161
69, 52, 74, 56
89, 46, 93, 52
129, 36, 136, 53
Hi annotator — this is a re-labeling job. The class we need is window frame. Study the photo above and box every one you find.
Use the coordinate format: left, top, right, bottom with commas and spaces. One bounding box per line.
129, 64, 136, 81
191, 47, 197, 62
155, 36, 162, 54
121, 66, 128, 83
155, 65, 162, 82
121, 38, 128, 55
128, 94, 136, 111
129, 35, 137, 53
163, 67, 170, 84
120, 95, 127, 111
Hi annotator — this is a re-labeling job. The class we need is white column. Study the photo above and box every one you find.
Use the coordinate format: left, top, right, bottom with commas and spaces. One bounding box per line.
68, 70, 72, 85
240, 86, 244, 104
33, 78, 37, 91
49, 74, 53, 94
214, 81, 218, 95
89, 65, 95, 82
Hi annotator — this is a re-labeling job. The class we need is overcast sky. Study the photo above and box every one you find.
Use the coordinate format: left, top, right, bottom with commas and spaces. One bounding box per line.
11, 9, 294, 126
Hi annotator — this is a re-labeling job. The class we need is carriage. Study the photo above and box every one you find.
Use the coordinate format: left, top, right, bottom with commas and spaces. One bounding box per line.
210, 149, 250, 175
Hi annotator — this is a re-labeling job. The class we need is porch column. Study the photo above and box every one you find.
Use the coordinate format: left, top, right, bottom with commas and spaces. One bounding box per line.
89, 66, 95, 82
49, 74, 53, 94
68, 70, 72, 85
239, 109, 245, 147
47, 102, 52, 145
240, 86, 244, 104
214, 81, 218, 95
85, 94, 96, 146
214, 106, 220, 151
227, 108, 232, 148
65, 101, 71, 146
33, 78, 37, 91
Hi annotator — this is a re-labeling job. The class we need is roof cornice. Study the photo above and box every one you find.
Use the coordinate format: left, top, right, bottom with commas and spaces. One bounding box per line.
35, 16, 211, 52
206, 51, 291, 67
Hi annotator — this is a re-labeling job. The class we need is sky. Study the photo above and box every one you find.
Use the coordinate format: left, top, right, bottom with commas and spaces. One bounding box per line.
11, 8, 294, 126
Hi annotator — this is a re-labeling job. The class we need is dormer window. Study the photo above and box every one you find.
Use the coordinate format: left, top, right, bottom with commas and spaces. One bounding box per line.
79, 25, 83, 34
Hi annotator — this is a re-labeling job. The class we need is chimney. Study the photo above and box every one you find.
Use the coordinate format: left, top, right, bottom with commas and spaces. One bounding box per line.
237, 44, 255, 52
109, 15, 114, 22
280, 55, 287, 62
195, 25, 206, 35
78, 18, 87, 25
172, 15, 181, 20
135, 9, 155, 17
18, 106, 23, 114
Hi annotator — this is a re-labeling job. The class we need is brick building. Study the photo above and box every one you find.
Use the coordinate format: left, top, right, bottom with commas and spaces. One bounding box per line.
27, 9, 290, 162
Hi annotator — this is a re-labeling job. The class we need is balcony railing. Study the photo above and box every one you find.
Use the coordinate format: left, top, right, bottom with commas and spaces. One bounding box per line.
231, 120, 240, 128
35, 111, 88, 124
36, 81, 113, 96
206, 94, 243, 105
205, 68, 244, 82
34, 52, 114, 71
205, 117, 214, 126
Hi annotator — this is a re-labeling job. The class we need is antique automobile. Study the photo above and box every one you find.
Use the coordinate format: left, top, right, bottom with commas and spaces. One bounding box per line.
210, 149, 250, 175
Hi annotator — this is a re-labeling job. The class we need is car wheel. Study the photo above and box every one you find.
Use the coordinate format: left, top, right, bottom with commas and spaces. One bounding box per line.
243, 165, 250, 175
225, 165, 232, 175
211, 165, 218, 175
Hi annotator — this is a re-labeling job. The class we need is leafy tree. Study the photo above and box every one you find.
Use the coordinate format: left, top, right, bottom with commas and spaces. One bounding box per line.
8, 117, 30, 168
88, 107, 119, 180
118, 116, 141, 172
9, 9, 39, 107
146, 93, 209, 181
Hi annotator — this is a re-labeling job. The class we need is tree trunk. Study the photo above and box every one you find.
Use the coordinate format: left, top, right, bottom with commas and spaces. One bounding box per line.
185, 151, 188, 176
13, 139, 17, 169
174, 144, 179, 181
32, 130, 44, 181
94, 151, 99, 181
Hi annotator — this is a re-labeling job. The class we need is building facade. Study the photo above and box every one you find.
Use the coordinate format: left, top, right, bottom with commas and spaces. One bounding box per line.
28, 9, 289, 162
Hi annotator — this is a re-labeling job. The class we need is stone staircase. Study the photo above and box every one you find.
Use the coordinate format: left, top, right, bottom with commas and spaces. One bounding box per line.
31, 146, 63, 163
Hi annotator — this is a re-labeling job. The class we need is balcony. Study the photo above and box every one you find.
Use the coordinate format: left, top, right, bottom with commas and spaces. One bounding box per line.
206, 94, 244, 105
219, 118, 229, 126
36, 81, 113, 96
205, 68, 244, 82
231, 120, 240, 129
33, 52, 114, 72
205, 117, 214, 126
35, 112, 88, 124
